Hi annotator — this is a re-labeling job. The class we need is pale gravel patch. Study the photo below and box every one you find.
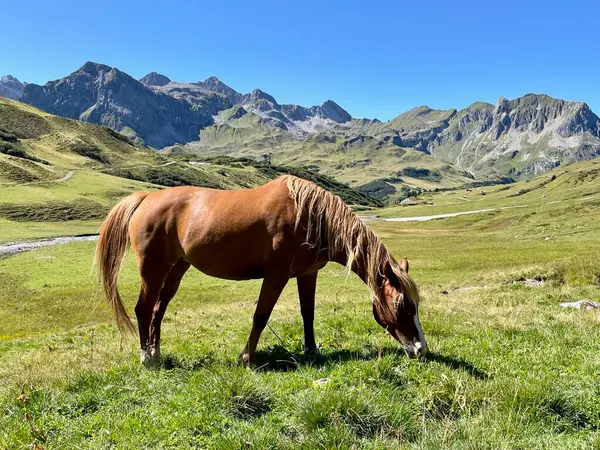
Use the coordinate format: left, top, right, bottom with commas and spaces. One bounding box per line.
371, 204, 529, 223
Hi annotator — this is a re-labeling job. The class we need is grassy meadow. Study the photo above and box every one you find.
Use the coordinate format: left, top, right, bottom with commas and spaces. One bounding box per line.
1, 160, 600, 448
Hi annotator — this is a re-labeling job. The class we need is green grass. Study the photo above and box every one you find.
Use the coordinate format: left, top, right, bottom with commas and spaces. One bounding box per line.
1, 185, 600, 447
0, 219, 101, 244
0, 171, 155, 242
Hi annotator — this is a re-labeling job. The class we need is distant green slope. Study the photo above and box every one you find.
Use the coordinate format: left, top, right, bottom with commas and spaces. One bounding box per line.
375, 156, 600, 219
173, 107, 474, 202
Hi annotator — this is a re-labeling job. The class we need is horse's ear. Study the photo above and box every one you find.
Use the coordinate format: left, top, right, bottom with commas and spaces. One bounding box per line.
400, 257, 409, 273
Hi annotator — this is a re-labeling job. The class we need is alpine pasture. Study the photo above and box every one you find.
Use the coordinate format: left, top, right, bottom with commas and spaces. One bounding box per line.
1, 157, 600, 448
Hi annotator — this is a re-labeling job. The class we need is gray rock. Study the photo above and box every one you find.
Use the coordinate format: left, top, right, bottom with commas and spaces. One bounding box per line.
560, 300, 600, 310
195, 76, 243, 104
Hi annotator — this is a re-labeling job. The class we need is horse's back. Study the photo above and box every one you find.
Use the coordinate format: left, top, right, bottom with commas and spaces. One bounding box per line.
128, 179, 296, 279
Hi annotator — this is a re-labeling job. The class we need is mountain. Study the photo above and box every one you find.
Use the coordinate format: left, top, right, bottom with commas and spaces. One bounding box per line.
180, 103, 474, 202
235, 88, 352, 132
20, 62, 220, 148
194, 77, 352, 127
428, 95, 600, 176
139, 72, 171, 87
13, 62, 600, 188
148, 81, 231, 116
195, 76, 243, 104
371, 95, 600, 177
0, 75, 27, 99
185, 92, 600, 199
19, 62, 353, 149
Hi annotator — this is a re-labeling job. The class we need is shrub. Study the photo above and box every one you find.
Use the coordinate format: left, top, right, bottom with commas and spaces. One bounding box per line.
0, 141, 50, 165
103, 127, 134, 145
0, 127, 19, 142
357, 179, 396, 202
399, 167, 442, 182
69, 142, 111, 164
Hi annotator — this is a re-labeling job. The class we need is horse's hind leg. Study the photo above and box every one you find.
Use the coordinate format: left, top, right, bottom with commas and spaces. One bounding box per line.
135, 270, 166, 367
149, 258, 190, 361
297, 271, 318, 354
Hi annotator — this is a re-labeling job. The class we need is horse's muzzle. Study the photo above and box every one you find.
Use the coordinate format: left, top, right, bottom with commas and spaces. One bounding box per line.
404, 340, 428, 359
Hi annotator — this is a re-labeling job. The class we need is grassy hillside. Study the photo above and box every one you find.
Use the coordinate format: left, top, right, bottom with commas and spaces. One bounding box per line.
0, 98, 378, 242
1, 168, 599, 447
375, 157, 600, 219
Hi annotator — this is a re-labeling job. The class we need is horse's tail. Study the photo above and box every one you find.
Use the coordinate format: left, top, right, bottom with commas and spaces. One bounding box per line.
95, 192, 149, 334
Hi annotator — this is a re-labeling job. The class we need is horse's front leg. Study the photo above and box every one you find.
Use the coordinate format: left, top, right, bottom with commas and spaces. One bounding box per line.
241, 275, 289, 367
297, 271, 319, 355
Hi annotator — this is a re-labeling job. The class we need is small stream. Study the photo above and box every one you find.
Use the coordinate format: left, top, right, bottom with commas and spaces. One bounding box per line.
0, 235, 98, 257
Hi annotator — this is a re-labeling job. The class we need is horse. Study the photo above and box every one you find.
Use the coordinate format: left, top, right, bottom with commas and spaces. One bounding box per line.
95, 175, 427, 367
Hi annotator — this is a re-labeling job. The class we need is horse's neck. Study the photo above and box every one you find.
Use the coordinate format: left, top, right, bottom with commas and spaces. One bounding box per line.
330, 241, 372, 285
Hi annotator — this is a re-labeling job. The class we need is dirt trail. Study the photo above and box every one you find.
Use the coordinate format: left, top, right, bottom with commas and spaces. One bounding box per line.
0, 235, 98, 257
378, 192, 600, 223
57, 170, 74, 181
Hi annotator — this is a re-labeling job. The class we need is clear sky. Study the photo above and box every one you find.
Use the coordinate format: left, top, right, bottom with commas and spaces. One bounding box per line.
2, 0, 598, 120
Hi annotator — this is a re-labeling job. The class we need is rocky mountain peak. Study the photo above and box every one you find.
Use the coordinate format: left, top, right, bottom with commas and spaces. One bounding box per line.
558, 101, 600, 137
203, 76, 222, 84
318, 100, 352, 123
249, 89, 277, 103
0, 75, 27, 99
19, 62, 222, 148
139, 72, 171, 87
195, 76, 241, 104
243, 89, 280, 112
78, 61, 112, 76
426, 93, 600, 177
1, 75, 20, 83
494, 96, 510, 114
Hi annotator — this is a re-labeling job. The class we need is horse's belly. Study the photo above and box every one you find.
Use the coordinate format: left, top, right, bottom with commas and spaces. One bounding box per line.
183, 243, 266, 281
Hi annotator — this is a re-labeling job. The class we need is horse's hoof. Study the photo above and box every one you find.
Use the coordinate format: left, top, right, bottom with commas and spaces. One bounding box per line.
239, 352, 253, 368
304, 347, 321, 358
140, 348, 160, 368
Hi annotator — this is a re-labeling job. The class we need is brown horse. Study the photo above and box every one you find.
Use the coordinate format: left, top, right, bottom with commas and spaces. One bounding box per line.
96, 175, 427, 367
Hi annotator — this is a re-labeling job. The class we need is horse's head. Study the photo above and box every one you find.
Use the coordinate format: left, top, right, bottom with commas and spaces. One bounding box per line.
373, 257, 428, 359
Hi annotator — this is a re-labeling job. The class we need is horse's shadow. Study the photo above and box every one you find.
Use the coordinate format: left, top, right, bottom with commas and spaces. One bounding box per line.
253, 345, 489, 379
160, 345, 489, 380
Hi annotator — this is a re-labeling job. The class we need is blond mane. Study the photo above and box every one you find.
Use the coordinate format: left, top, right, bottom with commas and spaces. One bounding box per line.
283, 175, 419, 313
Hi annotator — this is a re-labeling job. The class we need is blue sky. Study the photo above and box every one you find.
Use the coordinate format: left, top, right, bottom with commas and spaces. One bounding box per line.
2, 0, 598, 120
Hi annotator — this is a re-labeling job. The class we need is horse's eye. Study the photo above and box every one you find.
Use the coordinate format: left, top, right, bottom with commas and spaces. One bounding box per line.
394, 295, 404, 310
